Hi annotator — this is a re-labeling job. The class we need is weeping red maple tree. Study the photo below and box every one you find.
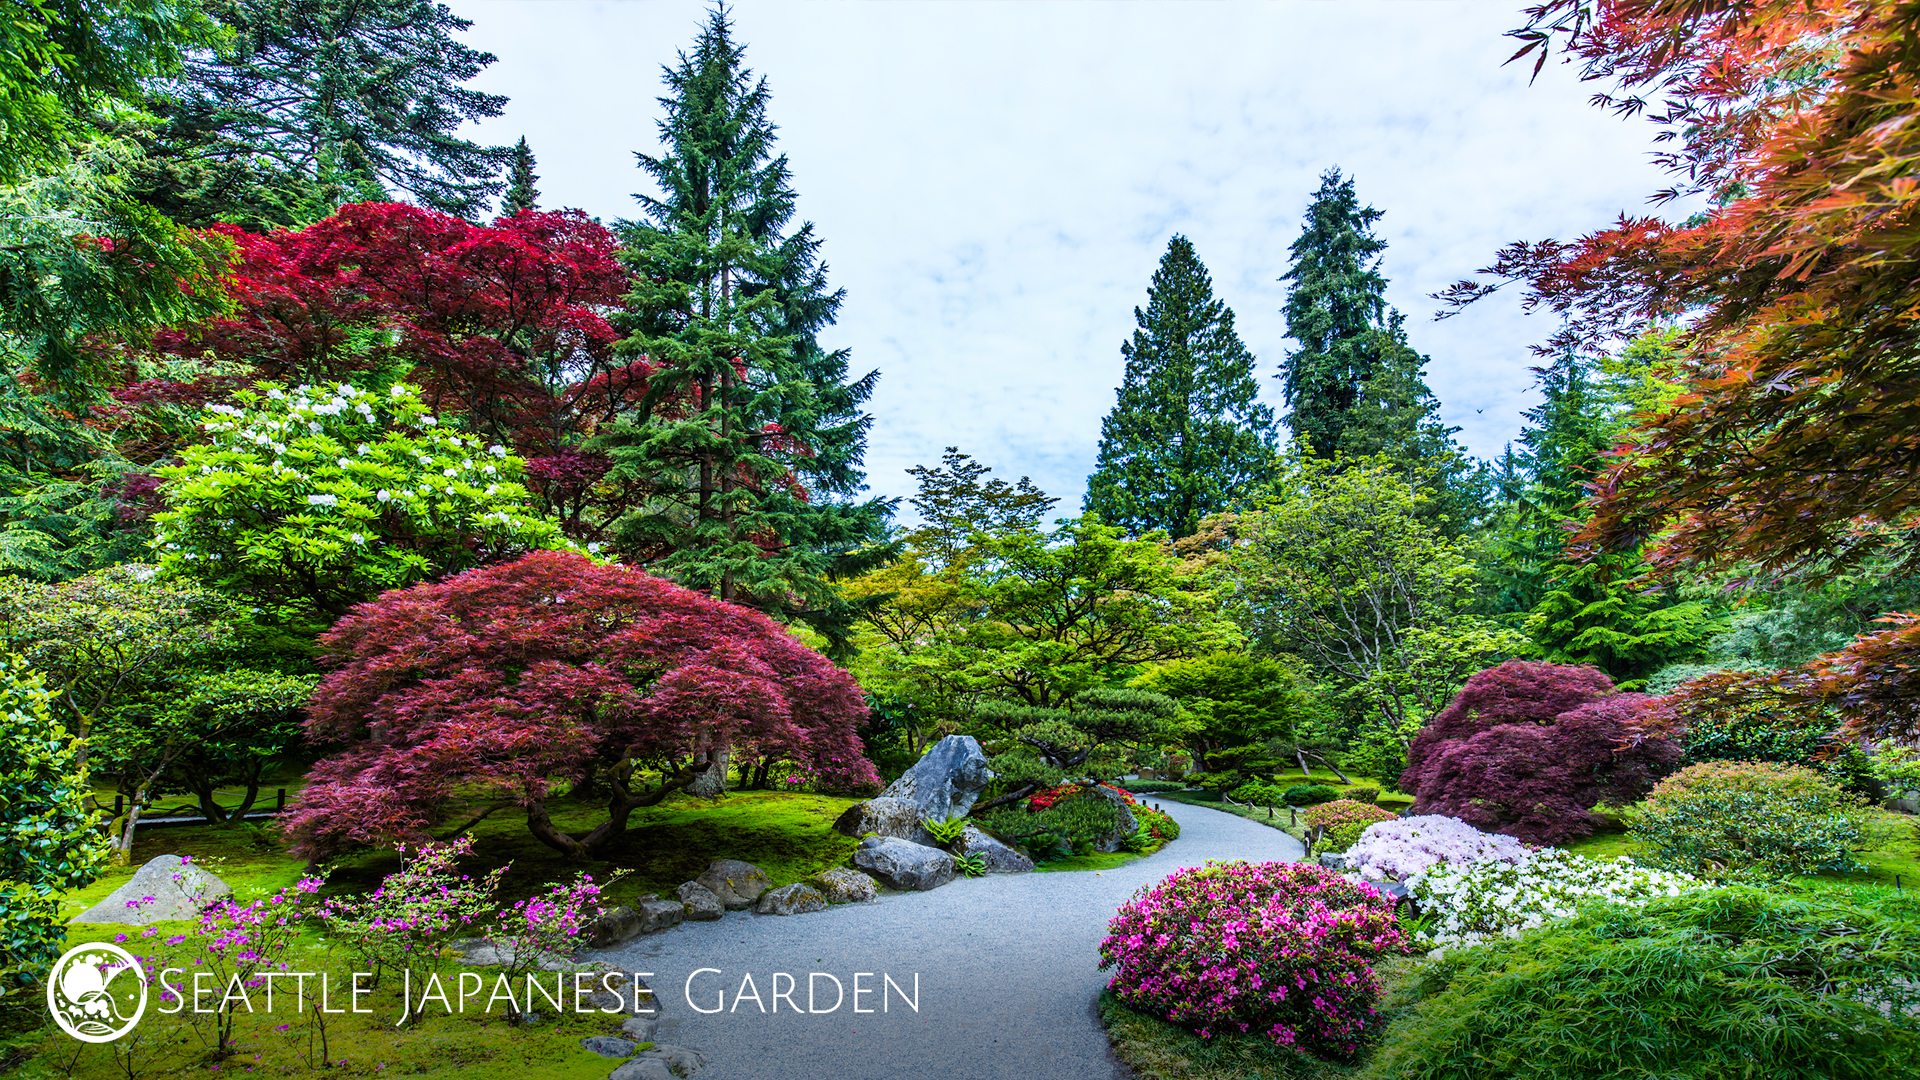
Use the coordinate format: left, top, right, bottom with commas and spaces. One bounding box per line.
281, 551, 880, 861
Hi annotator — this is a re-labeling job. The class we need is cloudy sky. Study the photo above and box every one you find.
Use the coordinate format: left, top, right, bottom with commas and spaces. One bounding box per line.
448, 0, 1677, 517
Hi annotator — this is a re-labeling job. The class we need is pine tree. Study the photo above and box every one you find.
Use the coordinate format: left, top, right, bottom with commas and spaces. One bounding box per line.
1278, 168, 1392, 458
600, 7, 891, 648
501, 136, 539, 215
1334, 312, 1487, 532
137, 0, 510, 222
1084, 235, 1275, 538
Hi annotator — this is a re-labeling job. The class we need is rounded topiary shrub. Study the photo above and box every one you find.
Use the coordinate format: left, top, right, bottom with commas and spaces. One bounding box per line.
1304, 799, 1399, 852
1359, 887, 1920, 1080
1229, 781, 1289, 806
1283, 783, 1342, 807
1099, 861, 1407, 1060
1629, 760, 1868, 878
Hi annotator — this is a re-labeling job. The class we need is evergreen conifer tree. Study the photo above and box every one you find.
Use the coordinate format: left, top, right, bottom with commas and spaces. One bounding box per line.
600, 7, 891, 648
501, 136, 539, 215
1084, 235, 1275, 538
136, 0, 510, 223
1278, 168, 1392, 458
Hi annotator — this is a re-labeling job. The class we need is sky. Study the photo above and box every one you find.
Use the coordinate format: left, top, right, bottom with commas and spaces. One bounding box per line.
447, 0, 1680, 517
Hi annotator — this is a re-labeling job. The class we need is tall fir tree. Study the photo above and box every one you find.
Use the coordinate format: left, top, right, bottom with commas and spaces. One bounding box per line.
600, 7, 891, 650
133, 0, 510, 224
1084, 235, 1275, 538
1278, 167, 1391, 458
501, 136, 539, 215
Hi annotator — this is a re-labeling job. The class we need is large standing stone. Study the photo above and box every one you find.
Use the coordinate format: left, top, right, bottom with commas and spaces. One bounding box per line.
753, 883, 828, 916
852, 836, 956, 891
954, 824, 1035, 873
694, 859, 771, 911
675, 881, 724, 921
70, 854, 230, 924
830, 796, 939, 846
881, 735, 994, 820
808, 867, 880, 904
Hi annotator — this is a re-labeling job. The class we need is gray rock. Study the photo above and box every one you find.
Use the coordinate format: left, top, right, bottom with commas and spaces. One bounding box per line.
1318, 851, 1355, 872
808, 866, 880, 904
955, 824, 1034, 873
754, 883, 828, 916
609, 1058, 675, 1080
694, 859, 771, 910
852, 836, 956, 891
881, 734, 994, 820
587, 906, 647, 948
675, 881, 725, 921
581, 1036, 638, 1058
70, 854, 231, 924
831, 796, 939, 846
644, 1044, 707, 1076
620, 1015, 659, 1042
635, 899, 684, 934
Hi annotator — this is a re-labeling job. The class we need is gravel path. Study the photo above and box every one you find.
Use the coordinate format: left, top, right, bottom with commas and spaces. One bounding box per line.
593, 798, 1304, 1080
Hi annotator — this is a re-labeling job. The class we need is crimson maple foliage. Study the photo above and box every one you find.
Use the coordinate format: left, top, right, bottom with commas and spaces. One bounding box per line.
1444, 1, 1920, 579
1401, 660, 1677, 845
282, 551, 880, 861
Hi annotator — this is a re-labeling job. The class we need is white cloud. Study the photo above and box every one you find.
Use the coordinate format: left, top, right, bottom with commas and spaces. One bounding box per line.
449, 0, 1680, 515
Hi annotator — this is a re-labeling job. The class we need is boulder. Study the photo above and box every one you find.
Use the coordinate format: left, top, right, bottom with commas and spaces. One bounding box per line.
881, 734, 994, 820
634, 898, 685, 934
808, 866, 880, 904
694, 859, 771, 911
1318, 851, 1355, 872
1083, 784, 1139, 853
675, 881, 725, 921
609, 1059, 675, 1080
582, 1036, 638, 1059
620, 1015, 659, 1043
830, 796, 939, 846
754, 883, 828, 916
587, 906, 646, 948
852, 836, 956, 891
644, 1044, 707, 1076
70, 854, 230, 924
954, 824, 1034, 873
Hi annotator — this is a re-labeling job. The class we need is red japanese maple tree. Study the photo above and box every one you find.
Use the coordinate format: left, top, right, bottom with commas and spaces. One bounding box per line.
281, 550, 880, 860
1401, 660, 1677, 844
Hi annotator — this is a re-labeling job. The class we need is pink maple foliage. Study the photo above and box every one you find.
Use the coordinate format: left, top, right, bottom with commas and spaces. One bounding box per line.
283, 550, 879, 861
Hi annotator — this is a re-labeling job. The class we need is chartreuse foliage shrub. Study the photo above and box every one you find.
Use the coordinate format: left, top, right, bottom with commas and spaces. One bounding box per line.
0, 655, 110, 988
1101, 861, 1407, 1061
153, 381, 572, 617
1360, 888, 1920, 1080
1304, 799, 1398, 852
1629, 760, 1868, 878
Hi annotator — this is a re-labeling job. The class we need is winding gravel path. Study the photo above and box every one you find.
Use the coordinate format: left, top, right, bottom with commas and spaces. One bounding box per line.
593, 799, 1304, 1080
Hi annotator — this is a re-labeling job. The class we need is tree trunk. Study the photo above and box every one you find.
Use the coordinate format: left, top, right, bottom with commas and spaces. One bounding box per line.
1295, 748, 1314, 779
1303, 750, 1352, 785
687, 745, 729, 798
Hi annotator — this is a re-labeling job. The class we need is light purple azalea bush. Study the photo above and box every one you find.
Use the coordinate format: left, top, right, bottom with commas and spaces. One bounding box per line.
1098, 860, 1407, 1060
1346, 814, 1529, 882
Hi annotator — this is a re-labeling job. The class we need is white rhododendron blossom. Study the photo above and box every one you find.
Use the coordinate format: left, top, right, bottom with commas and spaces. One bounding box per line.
1409, 849, 1705, 953
1346, 815, 1529, 882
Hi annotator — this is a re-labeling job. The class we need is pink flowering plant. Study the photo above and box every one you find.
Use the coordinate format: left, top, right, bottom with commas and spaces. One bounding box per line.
1098, 860, 1408, 1061
316, 836, 506, 988
1345, 814, 1530, 882
481, 869, 628, 1016
190, 876, 323, 1056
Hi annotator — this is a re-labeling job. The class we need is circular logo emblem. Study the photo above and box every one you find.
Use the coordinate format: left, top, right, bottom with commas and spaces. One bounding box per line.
46, 942, 148, 1043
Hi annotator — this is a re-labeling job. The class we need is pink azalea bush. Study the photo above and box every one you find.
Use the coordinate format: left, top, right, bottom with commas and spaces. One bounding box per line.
482, 869, 628, 1017
1098, 860, 1408, 1060
1345, 815, 1530, 882
193, 876, 324, 1054
317, 836, 506, 987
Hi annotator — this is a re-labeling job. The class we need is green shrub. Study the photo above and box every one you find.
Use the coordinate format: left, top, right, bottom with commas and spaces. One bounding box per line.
1359, 887, 1920, 1080
1132, 803, 1181, 842
976, 791, 1124, 857
1228, 781, 1288, 806
1304, 799, 1398, 853
1119, 779, 1190, 793
1283, 783, 1341, 807
1345, 786, 1380, 805
1630, 760, 1868, 878
923, 815, 969, 846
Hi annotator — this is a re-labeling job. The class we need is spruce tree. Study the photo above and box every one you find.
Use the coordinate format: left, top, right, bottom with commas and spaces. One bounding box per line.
1279, 168, 1391, 458
600, 7, 891, 647
501, 136, 539, 215
1084, 235, 1275, 538
137, 0, 509, 222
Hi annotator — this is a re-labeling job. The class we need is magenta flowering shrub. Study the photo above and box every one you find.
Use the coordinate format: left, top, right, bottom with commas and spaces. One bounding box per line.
192, 875, 323, 1053
481, 869, 628, 1015
1345, 815, 1530, 882
317, 836, 506, 986
1098, 861, 1407, 1060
